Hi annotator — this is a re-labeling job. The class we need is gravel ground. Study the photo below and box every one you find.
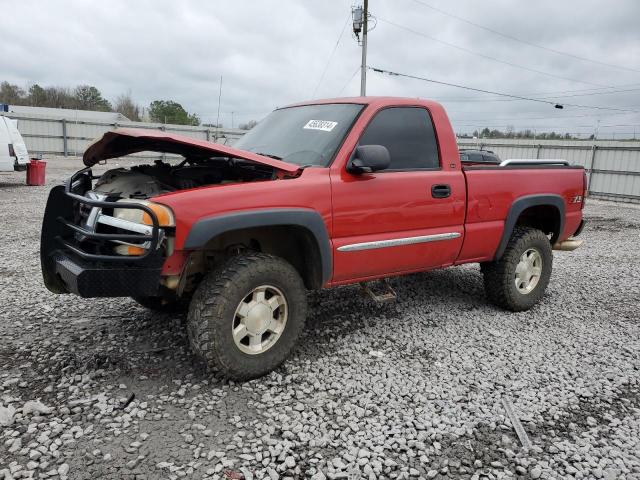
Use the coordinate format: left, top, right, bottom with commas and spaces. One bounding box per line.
1, 158, 639, 480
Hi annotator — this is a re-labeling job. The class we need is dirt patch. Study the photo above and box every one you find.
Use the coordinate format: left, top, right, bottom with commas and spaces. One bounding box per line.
585, 215, 639, 232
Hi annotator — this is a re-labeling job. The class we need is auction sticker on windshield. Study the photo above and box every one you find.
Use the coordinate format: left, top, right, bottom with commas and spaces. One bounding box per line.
303, 120, 338, 132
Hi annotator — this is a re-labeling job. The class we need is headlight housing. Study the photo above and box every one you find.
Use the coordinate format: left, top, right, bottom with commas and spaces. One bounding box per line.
112, 199, 175, 227
108, 199, 174, 256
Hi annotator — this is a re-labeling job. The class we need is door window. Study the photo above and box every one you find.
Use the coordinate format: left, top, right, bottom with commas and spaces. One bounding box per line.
358, 107, 440, 170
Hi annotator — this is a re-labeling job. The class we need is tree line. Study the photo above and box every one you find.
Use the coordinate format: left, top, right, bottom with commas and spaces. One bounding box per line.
462, 127, 586, 140
0, 80, 216, 127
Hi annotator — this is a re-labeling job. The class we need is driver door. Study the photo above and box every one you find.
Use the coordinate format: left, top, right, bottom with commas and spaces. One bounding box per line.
330, 106, 465, 283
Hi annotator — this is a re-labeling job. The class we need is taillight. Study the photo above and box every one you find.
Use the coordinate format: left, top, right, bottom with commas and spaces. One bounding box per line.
582, 171, 587, 209
8, 144, 15, 157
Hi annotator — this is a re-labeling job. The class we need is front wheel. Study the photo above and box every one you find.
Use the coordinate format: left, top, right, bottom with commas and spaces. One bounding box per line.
186, 253, 307, 380
481, 227, 553, 311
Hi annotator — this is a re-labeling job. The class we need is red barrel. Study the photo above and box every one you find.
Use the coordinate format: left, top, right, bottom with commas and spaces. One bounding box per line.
26, 159, 46, 186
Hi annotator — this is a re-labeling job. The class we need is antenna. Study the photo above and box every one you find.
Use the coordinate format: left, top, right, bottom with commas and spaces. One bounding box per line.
215, 76, 223, 141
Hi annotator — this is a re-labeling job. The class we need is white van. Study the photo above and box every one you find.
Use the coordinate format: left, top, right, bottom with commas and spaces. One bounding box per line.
0, 116, 29, 172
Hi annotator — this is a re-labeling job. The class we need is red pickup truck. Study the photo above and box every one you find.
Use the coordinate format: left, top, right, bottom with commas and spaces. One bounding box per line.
41, 97, 586, 380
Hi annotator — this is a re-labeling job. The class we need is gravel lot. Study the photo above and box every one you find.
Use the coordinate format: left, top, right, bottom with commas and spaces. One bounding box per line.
1, 158, 639, 480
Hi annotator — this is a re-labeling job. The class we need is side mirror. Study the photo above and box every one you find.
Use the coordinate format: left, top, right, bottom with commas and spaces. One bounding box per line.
347, 145, 391, 174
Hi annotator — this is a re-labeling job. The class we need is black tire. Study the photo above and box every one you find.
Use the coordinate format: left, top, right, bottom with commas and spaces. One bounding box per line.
132, 296, 188, 313
481, 227, 553, 311
186, 253, 307, 381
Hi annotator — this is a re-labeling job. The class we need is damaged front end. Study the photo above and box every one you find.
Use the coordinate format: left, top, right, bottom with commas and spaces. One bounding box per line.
41, 128, 301, 298
40, 167, 168, 297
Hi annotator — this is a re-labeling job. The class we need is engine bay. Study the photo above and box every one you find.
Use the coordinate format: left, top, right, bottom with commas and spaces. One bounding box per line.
93, 158, 278, 199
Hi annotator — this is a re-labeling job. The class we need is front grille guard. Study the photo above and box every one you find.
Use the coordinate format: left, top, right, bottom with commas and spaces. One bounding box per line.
57, 167, 161, 263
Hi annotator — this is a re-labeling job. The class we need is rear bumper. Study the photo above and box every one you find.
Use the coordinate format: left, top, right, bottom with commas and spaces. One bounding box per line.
553, 219, 586, 252
51, 250, 162, 298
573, 219, 586, 237
553, 239, 584, 251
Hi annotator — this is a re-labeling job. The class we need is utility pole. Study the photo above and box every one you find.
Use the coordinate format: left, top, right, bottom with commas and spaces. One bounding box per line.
360, 0, 368, 96
352, 2, 369, 96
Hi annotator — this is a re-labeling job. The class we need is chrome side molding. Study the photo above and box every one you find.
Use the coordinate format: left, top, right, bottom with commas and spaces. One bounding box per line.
337, 232, 461, 252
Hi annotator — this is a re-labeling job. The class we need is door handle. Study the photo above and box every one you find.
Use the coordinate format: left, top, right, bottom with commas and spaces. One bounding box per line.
431, 184, 451, 198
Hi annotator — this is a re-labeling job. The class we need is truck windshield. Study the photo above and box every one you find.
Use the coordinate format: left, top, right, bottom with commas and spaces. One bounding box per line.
234, 103, 364, 167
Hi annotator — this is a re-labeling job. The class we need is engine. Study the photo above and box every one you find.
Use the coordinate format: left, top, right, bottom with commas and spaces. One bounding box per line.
93, 159, 275, 199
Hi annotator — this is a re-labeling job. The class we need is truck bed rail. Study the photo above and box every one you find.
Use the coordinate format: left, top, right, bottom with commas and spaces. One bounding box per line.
499, 159, 570, 167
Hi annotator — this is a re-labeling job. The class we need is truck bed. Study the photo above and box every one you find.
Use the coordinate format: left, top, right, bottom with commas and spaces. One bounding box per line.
457, 164, 585, 264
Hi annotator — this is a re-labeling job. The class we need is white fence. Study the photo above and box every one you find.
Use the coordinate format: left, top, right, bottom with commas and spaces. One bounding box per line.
458, 138, 640, 203
3, 112, 640, 203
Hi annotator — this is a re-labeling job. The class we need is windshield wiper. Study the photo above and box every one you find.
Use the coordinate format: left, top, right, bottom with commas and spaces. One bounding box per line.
255, 152, 283, 160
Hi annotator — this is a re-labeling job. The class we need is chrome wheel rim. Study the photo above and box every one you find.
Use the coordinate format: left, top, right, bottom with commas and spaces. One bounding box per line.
232, 285, 288, 355
515, 248, 543, 294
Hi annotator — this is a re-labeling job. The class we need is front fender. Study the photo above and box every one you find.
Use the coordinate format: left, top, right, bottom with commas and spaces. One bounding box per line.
183, 208, 332, 284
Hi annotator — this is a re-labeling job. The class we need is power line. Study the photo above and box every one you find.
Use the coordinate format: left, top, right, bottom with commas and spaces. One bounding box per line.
488, 83, 640, 98
514, 83, 640, 96
454, 124, 639, 134
338, 65, 362, 96
436, 86, 640, 103
312, 13, 351, 98
442, 82, 640, 101
509, 87, 640, 101
446, 108, 634, 117
446, 109, 639, 121
368, 66, 640, 113
409, 0, 640, 75
597, 123, 640, 127
449, 113, 629, 122
377, 17, 614, 88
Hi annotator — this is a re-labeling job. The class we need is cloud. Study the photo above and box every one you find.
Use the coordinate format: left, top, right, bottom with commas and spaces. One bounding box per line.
1, 0, 639, 135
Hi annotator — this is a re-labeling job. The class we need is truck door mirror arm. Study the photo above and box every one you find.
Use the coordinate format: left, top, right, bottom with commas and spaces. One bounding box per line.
346, 145, 391, 174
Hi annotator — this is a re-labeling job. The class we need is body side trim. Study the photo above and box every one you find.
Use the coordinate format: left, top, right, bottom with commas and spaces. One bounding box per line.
337, 232, 461, 252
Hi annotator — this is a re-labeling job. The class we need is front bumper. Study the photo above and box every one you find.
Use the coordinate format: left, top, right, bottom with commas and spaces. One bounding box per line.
41, 168, 165, 298
51, 251, 162, 297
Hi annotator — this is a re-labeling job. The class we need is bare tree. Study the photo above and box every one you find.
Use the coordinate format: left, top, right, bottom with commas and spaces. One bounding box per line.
43, 86, 75, 109
114, 92, 141, 121
0, 82, 25, 105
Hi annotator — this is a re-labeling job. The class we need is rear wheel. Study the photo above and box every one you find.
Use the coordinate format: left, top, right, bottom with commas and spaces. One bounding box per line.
481, 227, 553, 311
186, 253, 307, 380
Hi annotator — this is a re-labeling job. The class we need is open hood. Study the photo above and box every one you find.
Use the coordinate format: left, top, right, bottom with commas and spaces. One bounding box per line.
82, 128, 301, 174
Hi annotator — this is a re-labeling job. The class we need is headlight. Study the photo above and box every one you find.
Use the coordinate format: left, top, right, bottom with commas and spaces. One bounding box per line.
113, 199, 175, 227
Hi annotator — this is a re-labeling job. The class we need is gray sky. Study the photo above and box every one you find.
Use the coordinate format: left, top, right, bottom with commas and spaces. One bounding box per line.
2, 0, 640, 137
